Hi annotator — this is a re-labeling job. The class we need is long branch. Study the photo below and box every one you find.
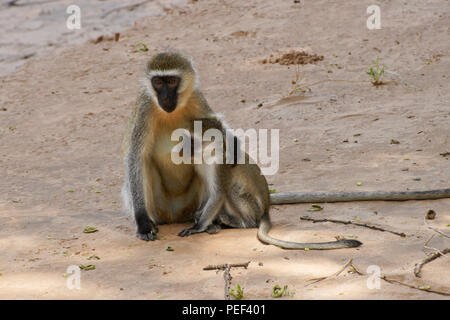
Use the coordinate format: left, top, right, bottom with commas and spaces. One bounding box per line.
414, 248, 450, 278
203, 261, 250, 271
300, 216, 406, 237
381, 275, 450, 296
101, 0, 155, 18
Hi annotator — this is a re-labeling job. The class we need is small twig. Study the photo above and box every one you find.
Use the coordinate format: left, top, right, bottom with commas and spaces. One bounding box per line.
203, 262, 250, 300
300, 216, 406, 237
423, 234, 435, 247
101, 0, 155, 18
349, 263, 365, 275
423, 216, 450, 239
424, 246, 446, 256
223, 265, 232, 300
305, 258, 356, 286
423, 234, 448, 257
203, 261, 250, 271
381, 275, 450, 296
414, 248, 450, 278
305, 79, 371, 88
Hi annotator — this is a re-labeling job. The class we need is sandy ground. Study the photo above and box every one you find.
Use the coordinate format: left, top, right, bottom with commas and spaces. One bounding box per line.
0, 0, 187, 76
0, 0, 449, 299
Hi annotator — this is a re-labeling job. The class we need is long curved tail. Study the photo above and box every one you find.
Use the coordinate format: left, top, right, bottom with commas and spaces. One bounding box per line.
257, 213, 362, 250
270, 188, 450, 205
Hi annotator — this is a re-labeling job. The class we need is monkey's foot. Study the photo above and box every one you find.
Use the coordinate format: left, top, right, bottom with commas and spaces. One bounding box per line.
135, 214, 158, 241
178, 224, 221, 237
178, 224, 206, 237
136, 224, 159, 241
136, 231, 158, 241
206, 224, 221, 234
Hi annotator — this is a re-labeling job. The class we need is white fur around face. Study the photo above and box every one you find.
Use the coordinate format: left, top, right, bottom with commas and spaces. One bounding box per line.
141, 69, 197, 109
146, 69, 181, 78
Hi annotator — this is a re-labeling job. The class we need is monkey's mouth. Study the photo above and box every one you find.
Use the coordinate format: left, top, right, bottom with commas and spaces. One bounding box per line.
158, 98, 177, 113
159, 103, 177, 113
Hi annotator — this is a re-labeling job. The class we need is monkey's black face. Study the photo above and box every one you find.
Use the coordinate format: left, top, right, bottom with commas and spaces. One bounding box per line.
151, 76, 181, 113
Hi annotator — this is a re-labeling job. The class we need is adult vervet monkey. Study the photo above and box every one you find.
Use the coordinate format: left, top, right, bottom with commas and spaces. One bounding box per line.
122, 52, 450, 250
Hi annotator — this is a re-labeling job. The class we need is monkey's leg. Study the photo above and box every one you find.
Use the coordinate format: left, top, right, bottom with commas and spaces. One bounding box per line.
178, 196, 225, 237
193, 203, 222, 234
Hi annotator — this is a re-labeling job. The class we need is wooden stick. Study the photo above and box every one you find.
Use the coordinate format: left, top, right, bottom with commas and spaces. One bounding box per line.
381, 275, 450, 296
423, 217, 450, 239
305, 258, 355, 286
101, 0, 155, 18
300, 216, 406, 237
203, 262, 249, 300
223, 265, 232, 300
414, 248, 450, 278
203, 261, 250, 271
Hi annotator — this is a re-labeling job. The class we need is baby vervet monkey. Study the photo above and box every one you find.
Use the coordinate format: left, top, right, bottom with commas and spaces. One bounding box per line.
122, 52, 450, 250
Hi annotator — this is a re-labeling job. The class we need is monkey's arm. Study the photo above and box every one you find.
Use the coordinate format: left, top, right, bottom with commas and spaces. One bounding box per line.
178, 117, 229, 237
194, 116, 239, 166
124, 94, 158, 240
270, 188, 450, 204
178, 193, 225, 237
126, 152, 157, 240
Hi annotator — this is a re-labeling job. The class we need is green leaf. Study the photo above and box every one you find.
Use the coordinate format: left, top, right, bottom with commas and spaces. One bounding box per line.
269, 189, 277, 194
135, 43, 148, 52
83, 226, 98, 233
272, 284, 287, 298
79, 264, 96, 271
307, 204, 323, 212
229, 283, 244, 300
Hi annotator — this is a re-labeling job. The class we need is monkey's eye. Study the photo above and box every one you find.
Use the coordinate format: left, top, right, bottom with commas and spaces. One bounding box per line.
151, 77, 164, 89
166, 76, 180, 88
